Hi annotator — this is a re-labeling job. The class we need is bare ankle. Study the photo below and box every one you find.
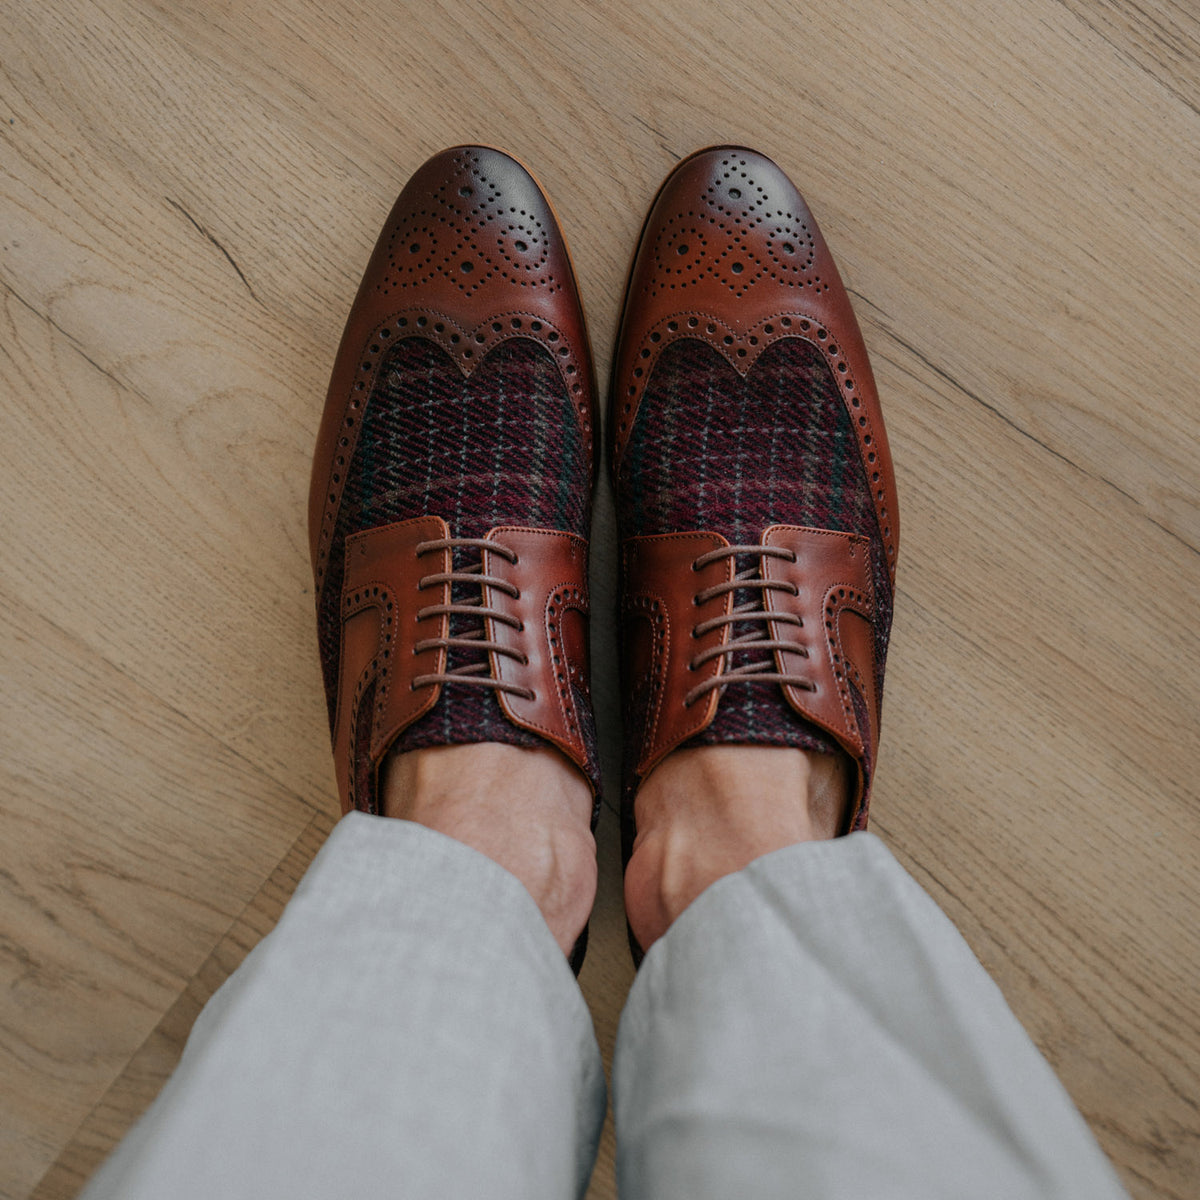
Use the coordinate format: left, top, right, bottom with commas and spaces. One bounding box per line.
624, 746, 850, 950
381, 744, 597, 957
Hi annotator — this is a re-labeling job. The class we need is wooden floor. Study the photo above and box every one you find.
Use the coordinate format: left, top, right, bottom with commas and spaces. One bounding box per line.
2, 1, 1198, 1196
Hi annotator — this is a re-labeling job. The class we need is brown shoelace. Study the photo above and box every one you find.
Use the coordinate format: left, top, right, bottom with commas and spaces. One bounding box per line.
684, 544, 815, 706
411, 537, 534, 700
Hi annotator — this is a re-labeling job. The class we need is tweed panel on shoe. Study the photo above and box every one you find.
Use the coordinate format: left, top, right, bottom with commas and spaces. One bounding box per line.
617, 335, 893, 765
317, 334, 595, 777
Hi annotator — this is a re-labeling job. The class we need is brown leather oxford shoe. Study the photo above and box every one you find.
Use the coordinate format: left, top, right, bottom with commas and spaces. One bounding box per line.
310, 147, 600, 821
611, 147, 899, 861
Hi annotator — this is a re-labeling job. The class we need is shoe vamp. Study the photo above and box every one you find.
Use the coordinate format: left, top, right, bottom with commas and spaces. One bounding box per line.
317, 335, 586, 732
619, 335, 893, 717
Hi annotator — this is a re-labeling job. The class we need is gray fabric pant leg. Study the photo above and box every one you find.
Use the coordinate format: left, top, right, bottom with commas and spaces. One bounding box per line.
82, 818, 1127, 1200
613, 831, 1129, 1200
81, 811, 606, 1200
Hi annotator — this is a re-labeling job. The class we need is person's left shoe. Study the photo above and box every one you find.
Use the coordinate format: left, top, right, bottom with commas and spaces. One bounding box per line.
309, 146, 601, 823
611, 147, 900, 875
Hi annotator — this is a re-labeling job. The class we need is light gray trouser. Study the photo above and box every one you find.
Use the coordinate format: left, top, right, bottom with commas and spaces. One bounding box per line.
82, 812, 1129, 1199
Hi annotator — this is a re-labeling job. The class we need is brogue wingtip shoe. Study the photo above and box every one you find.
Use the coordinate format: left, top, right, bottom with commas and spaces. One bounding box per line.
612, 146, 899, 841
311, 146, 600, 822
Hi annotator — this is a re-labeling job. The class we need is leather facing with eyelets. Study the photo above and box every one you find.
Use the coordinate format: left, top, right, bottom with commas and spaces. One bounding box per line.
761, 525, 877, 825
622, 532, 733, 778
336, 516, 450, 814
483, 527, 592, 771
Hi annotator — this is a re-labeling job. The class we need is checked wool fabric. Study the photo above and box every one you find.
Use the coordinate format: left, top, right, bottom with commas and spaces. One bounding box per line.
317, 335, 599, 785
618, 335, 893, 762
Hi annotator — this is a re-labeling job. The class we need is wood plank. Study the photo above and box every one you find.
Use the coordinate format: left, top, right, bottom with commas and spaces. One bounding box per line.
871, 331, 1200, 1196
0, 591, 318, 1193
1055, 0, 1200, 113
28, 810, 337, 1200
1, 0, 1197, 1196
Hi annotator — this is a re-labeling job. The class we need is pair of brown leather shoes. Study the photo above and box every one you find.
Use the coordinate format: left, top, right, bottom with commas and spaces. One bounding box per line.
309, 146, 898, 947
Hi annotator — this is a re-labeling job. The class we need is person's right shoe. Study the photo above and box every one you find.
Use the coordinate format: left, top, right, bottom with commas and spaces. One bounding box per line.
611, 147, 900, 871
310, 146, 601, 825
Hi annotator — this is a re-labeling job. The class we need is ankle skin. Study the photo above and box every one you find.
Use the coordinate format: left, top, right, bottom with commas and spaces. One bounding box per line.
381, 744, 597, 958
624, 745, 849, 951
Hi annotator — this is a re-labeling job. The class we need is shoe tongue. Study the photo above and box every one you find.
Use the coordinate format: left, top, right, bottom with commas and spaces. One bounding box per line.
692, 684, 842, 757
388, 539, 543, 758
689, 549, 842, 758
444, 546, 489, 677
722, 552, 778, 679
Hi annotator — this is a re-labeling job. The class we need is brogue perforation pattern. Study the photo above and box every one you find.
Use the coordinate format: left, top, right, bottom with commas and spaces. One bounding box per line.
624, 592, 668, 746
824, 584, 870, 736
342, 582, 395, 812
313, 311, 590, 591
376, 149, 560, 297
547, 585, 584, 739
650, 154, 824, 300
615, 317, 896, 580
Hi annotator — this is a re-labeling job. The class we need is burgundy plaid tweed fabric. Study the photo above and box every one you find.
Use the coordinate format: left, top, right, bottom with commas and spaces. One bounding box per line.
618, 336, 893, 765
318, 335, 599, 786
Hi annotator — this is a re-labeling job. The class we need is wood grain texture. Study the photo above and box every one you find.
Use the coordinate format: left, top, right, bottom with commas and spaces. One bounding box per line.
26, 809, 337, 1200
1, 1, 1197, 1197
